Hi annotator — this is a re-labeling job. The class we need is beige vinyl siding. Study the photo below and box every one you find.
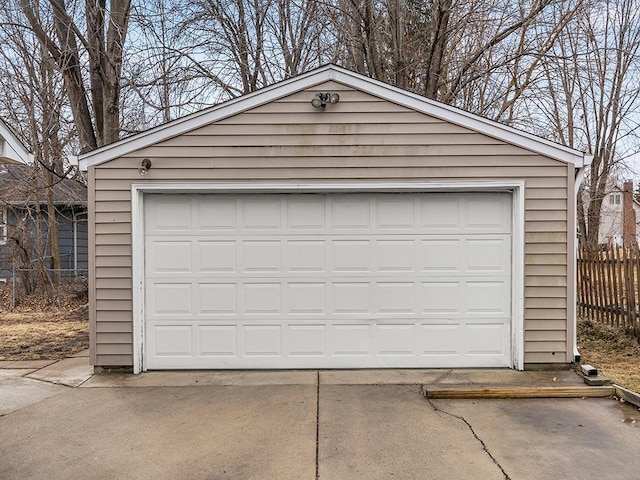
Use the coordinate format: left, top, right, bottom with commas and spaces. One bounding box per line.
90, 81, 572, 367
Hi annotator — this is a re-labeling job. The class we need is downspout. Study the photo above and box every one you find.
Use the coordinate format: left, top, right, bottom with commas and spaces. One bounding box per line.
573, 154, 593, 362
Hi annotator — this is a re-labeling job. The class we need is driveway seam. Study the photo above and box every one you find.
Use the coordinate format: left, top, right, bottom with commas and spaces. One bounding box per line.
315, 371, 320, 480
422, 392, 512, 480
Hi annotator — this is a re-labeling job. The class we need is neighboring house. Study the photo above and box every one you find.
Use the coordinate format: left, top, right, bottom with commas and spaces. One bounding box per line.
597, 182, 640, 247
79, 65, 591, 373
0, 118, 88, 281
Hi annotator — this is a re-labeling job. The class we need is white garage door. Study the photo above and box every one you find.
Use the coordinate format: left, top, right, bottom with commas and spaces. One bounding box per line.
143, 192, 512, 369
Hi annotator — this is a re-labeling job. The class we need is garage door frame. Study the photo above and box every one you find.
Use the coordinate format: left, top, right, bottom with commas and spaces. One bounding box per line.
131, 181, 525, 373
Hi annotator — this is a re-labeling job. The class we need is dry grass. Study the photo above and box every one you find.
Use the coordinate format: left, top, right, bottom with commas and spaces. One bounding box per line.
0, 305, 89, 361
577, 318, 640, 393
0, 282, 89, 361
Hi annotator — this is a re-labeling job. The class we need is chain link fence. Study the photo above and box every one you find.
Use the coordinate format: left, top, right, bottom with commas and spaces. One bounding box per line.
8, 268, 88, 309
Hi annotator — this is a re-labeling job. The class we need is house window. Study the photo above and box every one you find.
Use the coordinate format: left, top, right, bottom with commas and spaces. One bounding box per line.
609, 194, 621, 205
0, 208, 6, 245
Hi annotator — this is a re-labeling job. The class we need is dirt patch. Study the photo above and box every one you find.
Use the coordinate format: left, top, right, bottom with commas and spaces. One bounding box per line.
0, 283, 89, 361
577, 318, 640, 393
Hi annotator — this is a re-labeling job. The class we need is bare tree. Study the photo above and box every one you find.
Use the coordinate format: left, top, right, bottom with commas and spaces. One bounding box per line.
537, 0, 640, 244
18, 0, 131, 151
0, 3, 84, 288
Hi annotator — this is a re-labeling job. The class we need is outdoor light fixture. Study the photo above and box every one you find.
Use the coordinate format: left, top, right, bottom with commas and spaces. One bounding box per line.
138, 158, 152, 175
311, 92, 340, 108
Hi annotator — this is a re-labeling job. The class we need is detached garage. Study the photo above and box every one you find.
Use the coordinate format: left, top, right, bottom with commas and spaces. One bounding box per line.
79, 65, 590, 373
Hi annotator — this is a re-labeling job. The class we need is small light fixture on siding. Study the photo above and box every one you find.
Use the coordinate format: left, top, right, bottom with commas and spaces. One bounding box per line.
311, 92, 340, 109
138, 158, 152, 175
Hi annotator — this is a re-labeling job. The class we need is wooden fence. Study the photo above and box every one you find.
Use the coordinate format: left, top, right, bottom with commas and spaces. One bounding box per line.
577, 245, 640, 339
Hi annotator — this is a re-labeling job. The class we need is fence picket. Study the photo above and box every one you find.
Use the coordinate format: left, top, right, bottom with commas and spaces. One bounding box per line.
577, 244, 640, 340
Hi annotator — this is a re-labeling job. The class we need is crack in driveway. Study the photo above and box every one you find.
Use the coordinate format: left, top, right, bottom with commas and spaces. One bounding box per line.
420, 386, 512, 480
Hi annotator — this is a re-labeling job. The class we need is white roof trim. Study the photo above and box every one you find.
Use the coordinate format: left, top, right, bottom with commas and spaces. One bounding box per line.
79, 64, 588, 170
0, 119, 33, 165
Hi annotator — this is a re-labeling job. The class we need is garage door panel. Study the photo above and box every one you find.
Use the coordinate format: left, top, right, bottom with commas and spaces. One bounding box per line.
144, 192, 513, 369
375, 240, 415, 272
421, 196, 460, 229
243, 325, 282, 356
332, 282, 371, 313
242, 283, 282, 314
287, 283, 327, 314
377, 324, 416, 355
332, 324, 372, 355
331, 197, 371, 229
287, 199, 326, 229
198, 241, 237, 272
465, 238, 510, 272
421, 282, 462, 314
198, 325, 237, 356
375, 283, 415, 314
148, 241, 192, 273
242, 240, 282, 272
241, 197, 282, 229
466, 281, 510, 314
286, 240, 326, 272
466, 324, 508, 355
466, 196, 511, 230
147, 197, 193, 232
421, 239, 462, 272
289, 325, 327, 356
151, 325, 193, 356
199, 283, 237, 314
420, 324, 461, 355
197, 197, 237, 230
376, 198, 416, 229
150, 283, 192, 315
330, 240, 371, 272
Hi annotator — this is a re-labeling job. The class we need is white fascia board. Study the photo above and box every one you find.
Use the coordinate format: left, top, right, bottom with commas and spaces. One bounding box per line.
0, 121, 33, 165
79, 64, 587, 170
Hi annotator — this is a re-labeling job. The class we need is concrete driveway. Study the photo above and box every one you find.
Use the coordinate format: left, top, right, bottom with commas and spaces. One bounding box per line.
1, 362, 640, 479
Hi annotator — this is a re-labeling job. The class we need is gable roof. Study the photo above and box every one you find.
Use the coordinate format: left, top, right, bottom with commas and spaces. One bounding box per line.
0, 118, 33, 165
79, 64, 590, 170
0, 164, 86, 207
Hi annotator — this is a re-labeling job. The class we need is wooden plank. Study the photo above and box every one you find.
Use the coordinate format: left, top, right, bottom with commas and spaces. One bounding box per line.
612, 248, 622, 327
423, 386, 615, 399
